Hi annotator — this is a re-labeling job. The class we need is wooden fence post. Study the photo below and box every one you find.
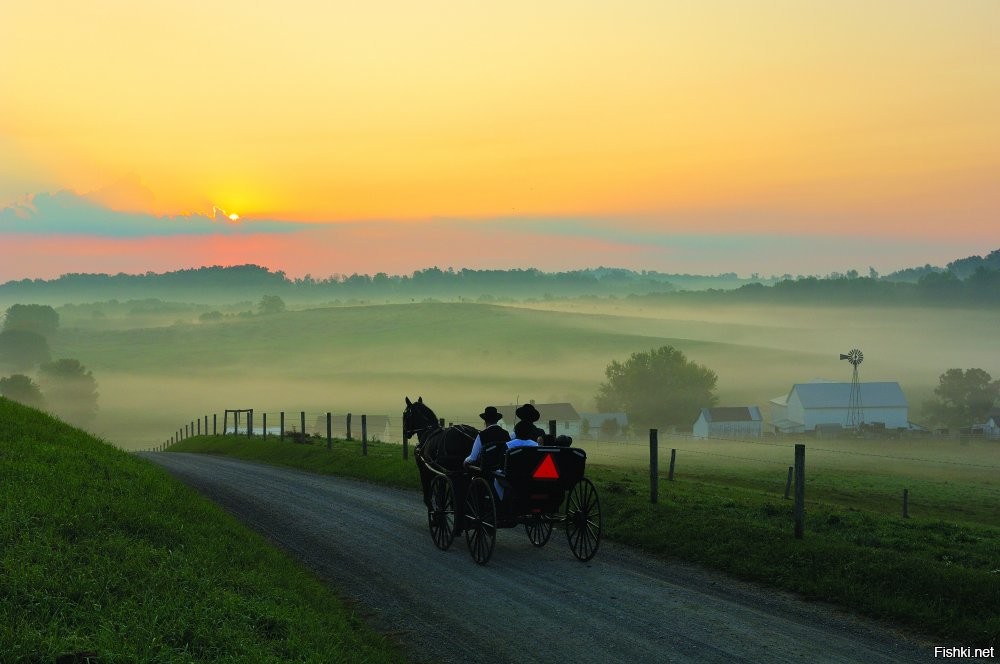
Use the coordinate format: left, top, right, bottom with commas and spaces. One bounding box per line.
263, 413, 268, 439
794, 444, 805, 539
197, 419, 201, 436
347, 413, 353, 441
300, 411, 306, 438
280, 412, 285, 440
204, 415, 208, 435
784, 466, 793, 499
548, 419, 557, 439
902, 488, 910, 519
439, 418, 445, 428
248, 410, 253, 438
327, 412, 332, 450
668, 448, 676, 481
362, 414, 368, 456
213, 413, 217, 436
649, 429, 659, 504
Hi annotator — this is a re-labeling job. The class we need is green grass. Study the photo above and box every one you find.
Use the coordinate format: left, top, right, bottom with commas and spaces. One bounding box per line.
169, 433, 1000, 647
0, 398, 405, 663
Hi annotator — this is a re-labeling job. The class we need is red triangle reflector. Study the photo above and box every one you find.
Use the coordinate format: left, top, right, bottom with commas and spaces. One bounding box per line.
532, 453, 559, 480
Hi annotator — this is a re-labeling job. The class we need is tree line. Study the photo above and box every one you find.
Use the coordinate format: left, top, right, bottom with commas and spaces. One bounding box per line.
0, 304, 99, 426
2, 250, 998, 306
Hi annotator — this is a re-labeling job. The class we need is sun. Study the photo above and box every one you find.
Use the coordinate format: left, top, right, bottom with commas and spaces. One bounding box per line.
228, 213, 240, 221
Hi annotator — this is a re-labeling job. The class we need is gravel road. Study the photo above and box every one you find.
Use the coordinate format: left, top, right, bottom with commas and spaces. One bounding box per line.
142, 452, 934, 663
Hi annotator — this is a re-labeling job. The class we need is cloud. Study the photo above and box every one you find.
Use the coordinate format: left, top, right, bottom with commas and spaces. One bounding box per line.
0, 189, 302, 237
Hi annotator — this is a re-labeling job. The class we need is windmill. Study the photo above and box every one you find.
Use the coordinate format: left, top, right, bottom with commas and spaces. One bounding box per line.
839, 348, 864, 429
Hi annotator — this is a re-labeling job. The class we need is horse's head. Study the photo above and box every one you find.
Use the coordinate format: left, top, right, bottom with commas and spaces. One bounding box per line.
403, 396, 438, 440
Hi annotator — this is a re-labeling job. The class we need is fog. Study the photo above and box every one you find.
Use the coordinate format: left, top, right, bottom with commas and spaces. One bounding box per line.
37, 298, 1000, 449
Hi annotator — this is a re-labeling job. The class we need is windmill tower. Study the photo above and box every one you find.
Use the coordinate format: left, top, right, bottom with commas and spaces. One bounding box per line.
839, 348, 864, 429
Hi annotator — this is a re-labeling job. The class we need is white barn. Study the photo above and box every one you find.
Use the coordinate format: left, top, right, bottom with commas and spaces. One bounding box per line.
769, 381, 909, 433
692, 407, 763, 439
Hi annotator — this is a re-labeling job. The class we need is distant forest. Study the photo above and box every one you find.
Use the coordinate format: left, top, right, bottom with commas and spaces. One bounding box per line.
1, 249, 997, 306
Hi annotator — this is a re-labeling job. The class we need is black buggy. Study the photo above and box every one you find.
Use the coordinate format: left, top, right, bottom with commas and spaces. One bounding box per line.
405, 396, 601, 565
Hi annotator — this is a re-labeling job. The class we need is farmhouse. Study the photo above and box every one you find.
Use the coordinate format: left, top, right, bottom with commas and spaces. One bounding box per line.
769, 380, 909, 434
692, 406, 763, 439
497, 402, 582, 438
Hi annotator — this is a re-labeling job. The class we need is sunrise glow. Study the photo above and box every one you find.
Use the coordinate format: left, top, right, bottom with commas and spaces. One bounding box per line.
1, 1, 998, 279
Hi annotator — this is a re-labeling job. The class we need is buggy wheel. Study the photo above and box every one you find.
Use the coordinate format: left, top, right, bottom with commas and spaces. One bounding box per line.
524, 515, 553, 547
565, 478, 601, 562
464, 477, 497, 565
428, 475, 455, 551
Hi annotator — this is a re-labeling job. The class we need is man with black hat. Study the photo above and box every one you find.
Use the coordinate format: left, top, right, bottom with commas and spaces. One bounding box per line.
454, 407, 511, 534
514, 402, 547, 443
464, 406, 511, 471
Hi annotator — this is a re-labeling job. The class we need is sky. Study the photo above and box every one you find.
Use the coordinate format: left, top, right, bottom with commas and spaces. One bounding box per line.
2, 1, 998, 281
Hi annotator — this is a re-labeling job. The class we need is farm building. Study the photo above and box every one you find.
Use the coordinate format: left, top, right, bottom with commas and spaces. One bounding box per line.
578, 412, 629, 439
769, 380, 909, 434
692, 406, 763, 439
497, 402, 582, 438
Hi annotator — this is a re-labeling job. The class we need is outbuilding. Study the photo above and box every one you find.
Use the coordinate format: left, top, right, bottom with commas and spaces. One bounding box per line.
692, 406, 763, 439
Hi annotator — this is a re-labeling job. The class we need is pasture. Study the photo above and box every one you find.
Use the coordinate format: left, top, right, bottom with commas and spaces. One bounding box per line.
47, 297, 1000, 453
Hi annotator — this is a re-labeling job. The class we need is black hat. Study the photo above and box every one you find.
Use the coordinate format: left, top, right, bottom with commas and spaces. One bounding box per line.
515, 403, 540, 423
479, 406, 502, 423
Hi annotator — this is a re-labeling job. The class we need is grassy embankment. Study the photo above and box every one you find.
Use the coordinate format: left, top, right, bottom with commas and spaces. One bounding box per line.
0, 398, 404, 663
169, 433, 1000, 648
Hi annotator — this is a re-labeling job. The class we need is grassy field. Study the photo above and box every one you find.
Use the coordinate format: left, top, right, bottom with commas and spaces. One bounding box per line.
0, 398, 404, 663
168, 433, 1000, 647
42, 298, 1000, 449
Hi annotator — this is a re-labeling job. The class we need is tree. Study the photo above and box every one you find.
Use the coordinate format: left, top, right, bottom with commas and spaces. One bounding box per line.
2, 304, 59, 337
923, 368, 1000, 429
0, 329, 51, 372
0, 374, 45, 409
595, 346, 718, 429
258, 295, 286, 315
37, 358, 99, 426
598, 417, 621, 438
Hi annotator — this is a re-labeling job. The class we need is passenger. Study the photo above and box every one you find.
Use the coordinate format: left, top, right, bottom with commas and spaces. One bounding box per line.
514, 402, 547, 443
493, 420, 542, 500
455, 406, 511, 534
464, 406, 511, 470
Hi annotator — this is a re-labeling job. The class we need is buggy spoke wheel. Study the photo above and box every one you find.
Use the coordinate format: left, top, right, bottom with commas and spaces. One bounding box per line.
428, 475, 455, 551
464, 477, 496, 565
565, 478, 601, 562
524, 515, 553, 547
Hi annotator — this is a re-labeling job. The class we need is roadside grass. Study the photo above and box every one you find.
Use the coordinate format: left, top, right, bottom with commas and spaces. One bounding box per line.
0, 398, 404, 663
169, 434, 1000, 647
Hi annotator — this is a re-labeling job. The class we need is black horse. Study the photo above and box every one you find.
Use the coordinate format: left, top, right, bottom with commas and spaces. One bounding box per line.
403, 396, 478, 509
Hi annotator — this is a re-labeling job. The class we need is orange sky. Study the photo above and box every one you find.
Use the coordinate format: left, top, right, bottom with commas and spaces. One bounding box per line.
1, 1, 998, 278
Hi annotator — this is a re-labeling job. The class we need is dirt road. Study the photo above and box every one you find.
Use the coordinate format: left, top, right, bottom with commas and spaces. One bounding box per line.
143, 453, 932, 663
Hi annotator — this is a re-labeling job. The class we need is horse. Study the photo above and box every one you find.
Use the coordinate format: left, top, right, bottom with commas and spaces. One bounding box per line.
403, 396, 478, 508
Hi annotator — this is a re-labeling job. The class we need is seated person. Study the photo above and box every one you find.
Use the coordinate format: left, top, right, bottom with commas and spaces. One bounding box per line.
464, 405, 511, 471
493, 420, 541, 500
